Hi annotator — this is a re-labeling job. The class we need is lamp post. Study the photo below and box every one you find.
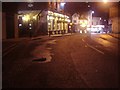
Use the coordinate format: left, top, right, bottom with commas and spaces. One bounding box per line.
90, 10, 94, 27
103, 0, 108, 4
60, 2, 66, 34
88, 10, 94, 33
60, 2, 66, 13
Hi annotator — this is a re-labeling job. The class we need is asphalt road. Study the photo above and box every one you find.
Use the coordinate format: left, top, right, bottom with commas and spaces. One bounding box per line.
2, 33, 119, 88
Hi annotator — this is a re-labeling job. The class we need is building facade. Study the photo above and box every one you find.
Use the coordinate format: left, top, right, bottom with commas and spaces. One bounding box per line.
109, 3, 120, 33
72, 13, 80, 32
2, 1, 70, 39
47, 10, 70, 35
92, 17, 102, 25
72, 13, 88, 33
72, 12, 105, 33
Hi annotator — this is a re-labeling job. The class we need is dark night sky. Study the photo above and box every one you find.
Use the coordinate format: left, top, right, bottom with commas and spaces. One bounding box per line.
64, 2, 117, 19
3, 2, 118, 20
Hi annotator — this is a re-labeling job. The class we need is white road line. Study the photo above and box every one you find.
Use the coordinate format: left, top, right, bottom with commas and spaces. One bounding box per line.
3, 44, 17, 53
82, 38, 104, 55
82, 38, 85, 42
3, 44, 18, 57
86, 43, 104, 55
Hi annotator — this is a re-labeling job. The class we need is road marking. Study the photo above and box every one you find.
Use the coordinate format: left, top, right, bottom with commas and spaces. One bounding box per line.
3, 44, 17, 53
82, 38, 104, 55
3, 45, 18, 57
82, 38, 85, 42
86, 43, 104, 55
46, 48, 52, 50
85, 45, 87, 47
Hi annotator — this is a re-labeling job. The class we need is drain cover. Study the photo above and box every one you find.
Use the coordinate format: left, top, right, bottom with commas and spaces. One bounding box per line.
32, 58, 46, 62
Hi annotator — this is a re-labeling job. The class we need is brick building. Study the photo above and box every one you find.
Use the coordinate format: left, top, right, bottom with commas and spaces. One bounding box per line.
2, 1, 70, 39
109, 2, 120, 33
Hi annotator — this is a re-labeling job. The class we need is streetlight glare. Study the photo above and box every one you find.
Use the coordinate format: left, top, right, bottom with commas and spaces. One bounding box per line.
22, 15, 30, 22
92, 11, 94, 14
60, 2, 66, 7
103, 0, 108, 3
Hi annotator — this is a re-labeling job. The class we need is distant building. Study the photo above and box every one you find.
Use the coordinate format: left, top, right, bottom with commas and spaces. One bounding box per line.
72, 13, 80, 32
91, 17, 105, 33
72, 13, 88, 33
72, 12, 105, 33
109, 3, 120, 33
92, 17, 102, 25
72, 13, 80, 25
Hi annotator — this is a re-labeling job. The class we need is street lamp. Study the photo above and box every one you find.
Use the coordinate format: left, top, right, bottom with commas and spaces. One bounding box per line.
103, 0, 108, 4
60, 2, 66, 34
90, 10, 94, 26
92, 11, 94, 14
60, 2, 66, 13
60, 2, 66, 7
22, 15, 30, 22
88, 10, 94, 33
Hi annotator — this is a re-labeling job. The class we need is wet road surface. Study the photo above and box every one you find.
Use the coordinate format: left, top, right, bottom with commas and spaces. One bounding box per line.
3, 33, 119, 88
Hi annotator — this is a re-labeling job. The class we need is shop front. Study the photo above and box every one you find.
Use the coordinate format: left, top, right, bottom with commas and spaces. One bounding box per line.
47, 11, 70, 35
17, 10, 70, 37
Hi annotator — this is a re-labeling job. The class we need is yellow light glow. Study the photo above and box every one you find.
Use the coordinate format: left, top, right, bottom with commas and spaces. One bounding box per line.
103, 0, 108, 3
22, 15, 30, 21
48, 11, 53, 15
48, 23, 51, 25
80, 20, 83, 23
84, 20, 88, 25
54, 13, 59, 16
80, 20, 88, 27
47, 16, 49, 20
55, 17, 58, 20
81, 23, 86, 27
70, 23, 72, 25
49, 16, 54, 20
59, 18, 61, 21
65, 19, 67, 21
33, 16, 37, 20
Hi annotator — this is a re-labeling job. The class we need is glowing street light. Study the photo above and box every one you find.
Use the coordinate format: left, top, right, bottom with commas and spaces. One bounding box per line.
92, 11, 94, 14
103, 0, 108, 4
60, 2, 66, 12
22, 15, 30, 22
60, 2, 66, 7
88, 5, 90, 8
90, 10, 94, 26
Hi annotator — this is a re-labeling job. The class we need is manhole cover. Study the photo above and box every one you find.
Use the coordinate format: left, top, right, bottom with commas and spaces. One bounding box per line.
32, 58, 47, 62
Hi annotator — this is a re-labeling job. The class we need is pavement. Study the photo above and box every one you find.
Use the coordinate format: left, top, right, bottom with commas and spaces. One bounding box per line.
2, 33, 119, 88
108, 33, 120, 40
2, 33, 119, 55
